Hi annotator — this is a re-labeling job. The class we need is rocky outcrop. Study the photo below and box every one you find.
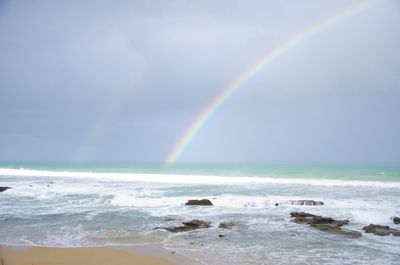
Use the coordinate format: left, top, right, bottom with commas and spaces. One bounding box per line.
166, 219, 211, 233
290, 212, 316, 218
393, 217, 400, 225
290, 200, 324, 206
219, 222, 235, 229
291, 212, 349, 226
0, 186, 11, 192
290, 212, 361, 238
363, 224, 400, 236
185, 199, 213, 206
310, 223, 362, 238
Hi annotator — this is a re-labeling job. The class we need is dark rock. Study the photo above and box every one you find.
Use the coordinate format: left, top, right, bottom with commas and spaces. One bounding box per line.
290, 212, 316, 218
293, 216, 315, 225
312, 216, 349, 226
290, 200, 324, 206
339, 228, 363, 238
218, 234, 224, 238
291, 212, 348, 226
166, 219, 211, 233
165, 226, 194, 233
392, 230, 400, 236
310, 216, 335, 224
182, 219, 211, 228
333, 219, 350, 226
362, 224, 400, 236
0, 187, 11, 192
374, 229, 392, 236
310, 223, 362, 238
310, 223, 340, 231
393, 216, 400, 225
219, 222, 235, 229
185, 199, 213, 206
290, 212, 359, 238
363, 224, 388, 233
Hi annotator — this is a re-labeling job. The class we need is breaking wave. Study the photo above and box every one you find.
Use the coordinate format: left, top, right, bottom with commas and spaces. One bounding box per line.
1, 168, 400, 188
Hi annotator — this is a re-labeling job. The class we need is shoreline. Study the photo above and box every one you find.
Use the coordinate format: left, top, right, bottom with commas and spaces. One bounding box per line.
1, 164, 399, 265
0, 243, 202, 265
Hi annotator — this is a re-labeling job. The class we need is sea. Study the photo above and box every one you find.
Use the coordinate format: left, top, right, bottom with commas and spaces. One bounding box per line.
1, 162, 400, 265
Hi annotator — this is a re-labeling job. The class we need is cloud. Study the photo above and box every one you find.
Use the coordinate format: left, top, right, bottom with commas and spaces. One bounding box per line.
0, 0, 399, 162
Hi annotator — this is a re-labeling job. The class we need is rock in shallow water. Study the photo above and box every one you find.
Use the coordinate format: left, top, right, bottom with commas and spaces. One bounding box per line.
0, 186, 11, 192
362, 224, 400, 236
290, 212, 360, 238
291, 212, 348, 226
185, 199, 213, 206
166, 219, 212, 233
290, 212, 316, 218
393, 217, 400, 225
310, 223, 362, 238
219, 222, 235, 229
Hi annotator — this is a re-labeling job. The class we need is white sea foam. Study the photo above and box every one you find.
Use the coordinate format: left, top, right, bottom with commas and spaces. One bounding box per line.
109, 194, 300, 208
1, 168, 400, 188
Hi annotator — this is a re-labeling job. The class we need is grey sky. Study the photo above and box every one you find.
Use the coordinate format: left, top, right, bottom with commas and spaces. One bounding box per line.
0, 0, 399, 163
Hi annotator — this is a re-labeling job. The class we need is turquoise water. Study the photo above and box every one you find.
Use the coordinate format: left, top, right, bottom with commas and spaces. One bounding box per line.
1, 162, 400, 181
1, 163, 400, 264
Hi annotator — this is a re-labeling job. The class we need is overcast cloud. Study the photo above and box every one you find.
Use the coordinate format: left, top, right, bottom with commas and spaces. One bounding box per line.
0, 0, 399, 163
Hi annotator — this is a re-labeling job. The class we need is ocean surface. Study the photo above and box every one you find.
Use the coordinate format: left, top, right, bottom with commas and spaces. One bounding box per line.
1, 163, 400, 265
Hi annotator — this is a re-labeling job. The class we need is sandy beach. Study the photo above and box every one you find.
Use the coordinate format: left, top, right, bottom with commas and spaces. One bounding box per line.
0, 246, 179, 265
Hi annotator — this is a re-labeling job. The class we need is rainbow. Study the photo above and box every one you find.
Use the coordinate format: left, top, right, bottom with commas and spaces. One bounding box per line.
165, 0, 380, 164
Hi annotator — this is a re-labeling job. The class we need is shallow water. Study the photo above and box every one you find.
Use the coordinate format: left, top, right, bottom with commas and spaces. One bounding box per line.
1, 163, 400, 264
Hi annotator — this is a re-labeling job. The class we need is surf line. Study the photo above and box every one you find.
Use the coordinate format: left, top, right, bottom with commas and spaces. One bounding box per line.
165, 0, 380, 164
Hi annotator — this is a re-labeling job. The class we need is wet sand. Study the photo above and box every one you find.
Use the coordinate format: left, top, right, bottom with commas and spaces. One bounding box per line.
0, 245, 179, 265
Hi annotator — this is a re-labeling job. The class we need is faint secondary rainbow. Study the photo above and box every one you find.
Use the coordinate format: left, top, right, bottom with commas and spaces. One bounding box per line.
165, 0, 380, 164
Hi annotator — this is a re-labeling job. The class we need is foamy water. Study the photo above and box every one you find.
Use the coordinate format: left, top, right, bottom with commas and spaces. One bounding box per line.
1, 164, 400, 264
2, 167, 400, 188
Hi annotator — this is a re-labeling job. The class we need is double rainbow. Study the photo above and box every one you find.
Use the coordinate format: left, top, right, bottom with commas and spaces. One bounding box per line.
165, 0, 380, 164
